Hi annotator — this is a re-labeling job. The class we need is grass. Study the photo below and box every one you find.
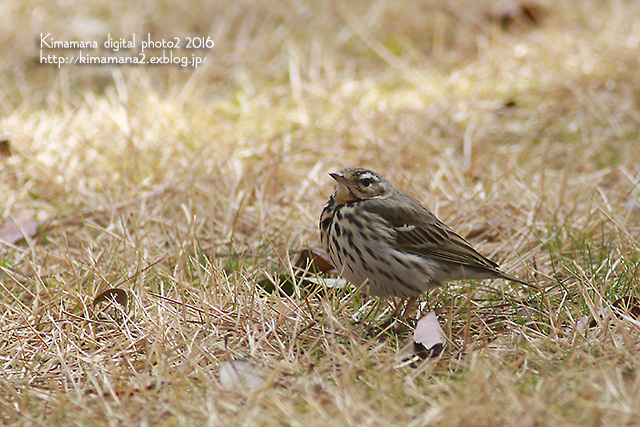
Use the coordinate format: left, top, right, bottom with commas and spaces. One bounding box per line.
2, 0, 640, 425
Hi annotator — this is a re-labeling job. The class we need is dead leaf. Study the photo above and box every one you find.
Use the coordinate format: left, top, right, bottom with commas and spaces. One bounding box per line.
0, 211, 39, 245
304, 277, 348, 289
502, 99, 518, 109
574, 296, 640, 332
93, 288, 129, 309
0, 139, 11, 157
257, 274, 347, 298
487, 2, 546, 31
412, 311, 446, 357
293, 248, 334, 274
464, 219, 504, 242
465, 223, 489, 240
611, 296, 640, 318
219, 360, 265, 391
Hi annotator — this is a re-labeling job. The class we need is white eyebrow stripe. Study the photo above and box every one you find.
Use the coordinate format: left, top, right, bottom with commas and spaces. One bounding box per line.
358, 172, 376, 179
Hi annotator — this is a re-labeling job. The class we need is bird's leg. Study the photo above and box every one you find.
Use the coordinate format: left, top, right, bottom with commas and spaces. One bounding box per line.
390, 296, 417, 320
390, 298, 404, 318
384, 296, 418, 333
402, 296, 417, 320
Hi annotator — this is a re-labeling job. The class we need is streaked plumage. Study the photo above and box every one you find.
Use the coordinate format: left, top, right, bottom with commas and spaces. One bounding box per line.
319, 168, 527, 299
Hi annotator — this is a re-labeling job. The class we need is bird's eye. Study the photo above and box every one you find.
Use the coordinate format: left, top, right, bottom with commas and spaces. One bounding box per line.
361, 178, 372, 187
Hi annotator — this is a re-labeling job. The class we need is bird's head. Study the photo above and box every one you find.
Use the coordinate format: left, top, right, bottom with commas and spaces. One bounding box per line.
330, 168, 393, 204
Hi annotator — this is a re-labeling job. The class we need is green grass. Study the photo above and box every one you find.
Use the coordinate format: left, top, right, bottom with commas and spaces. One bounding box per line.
2, 0, 640, 425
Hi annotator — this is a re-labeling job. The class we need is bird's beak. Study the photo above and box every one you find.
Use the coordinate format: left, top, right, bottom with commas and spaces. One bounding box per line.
329, 172, 349, 186
330, 172, 356, 203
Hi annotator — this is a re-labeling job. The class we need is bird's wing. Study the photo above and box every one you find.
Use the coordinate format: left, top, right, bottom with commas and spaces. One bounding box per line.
366, 195, 500, 270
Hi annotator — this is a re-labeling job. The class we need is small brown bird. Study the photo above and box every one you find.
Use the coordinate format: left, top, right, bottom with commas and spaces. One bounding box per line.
319, 168, 527, 300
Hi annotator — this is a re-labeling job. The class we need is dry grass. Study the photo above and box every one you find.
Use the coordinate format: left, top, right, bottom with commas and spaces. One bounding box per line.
2, 0, 640, 425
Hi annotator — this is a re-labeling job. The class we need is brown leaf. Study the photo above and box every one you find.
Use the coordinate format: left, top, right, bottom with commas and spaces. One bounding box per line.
293, 248, 334, 274
93, 288, 129, 309
465, 221, 504, 241
611, 296, 640, 318
0, 211, 39, 245
487, 2, 546, 32
574, 296, 640, 332
0, 139, 11, 157
502, 99, 518, 109
412, 311, 446, 357
465, 223, 489, 240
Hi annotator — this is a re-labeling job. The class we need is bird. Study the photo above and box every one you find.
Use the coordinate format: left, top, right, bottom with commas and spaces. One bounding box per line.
319, 168, 528, 302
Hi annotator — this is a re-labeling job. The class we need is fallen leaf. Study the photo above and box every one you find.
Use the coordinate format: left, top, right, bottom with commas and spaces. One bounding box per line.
464, 219, 505, 242
304, 277, 348, 289
257, 274, 348, 297
93, 288, 129, 309
465, 223, 489, 240
257, 274, 297, 296
502, 99, 518, 109
611, 296, 640, 318
574, 296, 640, 332
0, 139, 11, 157
219, 360, 265, 391
293, 248, 335, 274
487, 1, 546, 31
0, 211, 39, 245
412, 311, 446, 357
